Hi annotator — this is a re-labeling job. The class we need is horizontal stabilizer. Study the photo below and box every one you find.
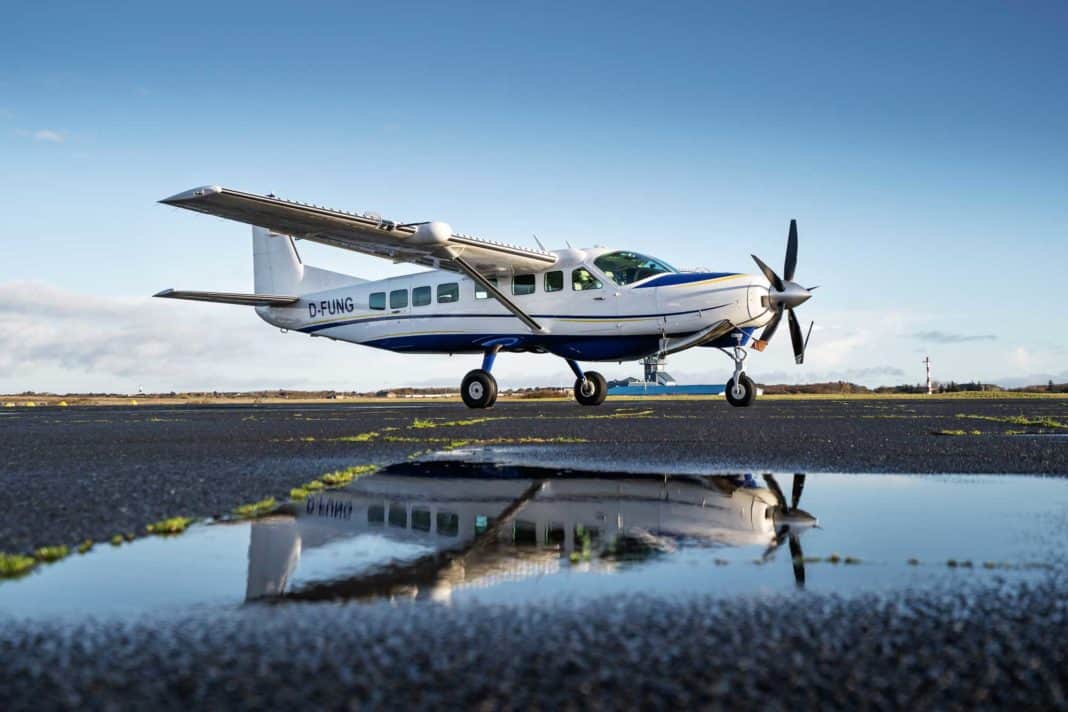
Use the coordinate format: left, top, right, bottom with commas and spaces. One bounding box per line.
153, 289, 299, 307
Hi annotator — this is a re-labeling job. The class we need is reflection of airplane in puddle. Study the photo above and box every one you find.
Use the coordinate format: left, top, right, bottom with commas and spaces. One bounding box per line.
246, 472, 816, 603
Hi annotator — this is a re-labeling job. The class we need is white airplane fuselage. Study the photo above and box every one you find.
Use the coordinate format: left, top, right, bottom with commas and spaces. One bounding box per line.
256, 245, 774, 362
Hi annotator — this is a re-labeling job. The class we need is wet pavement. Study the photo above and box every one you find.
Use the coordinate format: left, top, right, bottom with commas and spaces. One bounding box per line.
1, 398, 1067, 709
1, 398, 1066, 554
1, 467, 1065, 619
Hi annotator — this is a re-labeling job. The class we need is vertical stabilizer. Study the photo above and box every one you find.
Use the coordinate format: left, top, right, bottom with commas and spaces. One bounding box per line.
253, 227, 304, 295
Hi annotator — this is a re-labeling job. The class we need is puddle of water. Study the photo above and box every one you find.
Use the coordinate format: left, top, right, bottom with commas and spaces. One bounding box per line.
1, 468, 1065, 621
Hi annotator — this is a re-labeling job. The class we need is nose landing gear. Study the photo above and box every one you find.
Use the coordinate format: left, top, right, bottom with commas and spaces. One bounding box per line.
722, 335, 757, 407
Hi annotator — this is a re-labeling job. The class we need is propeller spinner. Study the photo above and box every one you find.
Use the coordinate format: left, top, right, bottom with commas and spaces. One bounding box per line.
751, 220, 815, 364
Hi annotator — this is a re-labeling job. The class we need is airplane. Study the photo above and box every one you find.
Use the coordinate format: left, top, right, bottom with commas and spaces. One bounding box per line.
156, 186, 815, 408
244, 471, 817, 602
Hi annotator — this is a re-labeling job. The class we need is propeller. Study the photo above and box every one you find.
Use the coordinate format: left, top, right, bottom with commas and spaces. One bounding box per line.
752, 220, 815, 364
761, 473, 817, 588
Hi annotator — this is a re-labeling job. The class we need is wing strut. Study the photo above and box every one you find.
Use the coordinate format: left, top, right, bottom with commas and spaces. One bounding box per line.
450, 255, 544, 333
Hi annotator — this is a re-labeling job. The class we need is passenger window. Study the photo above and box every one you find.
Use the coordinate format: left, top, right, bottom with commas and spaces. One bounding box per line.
437, 511, 459, 536
513, 519, 537, 545
388, 503, 407, 528
413, 286, 431, 307
474, 277, 498, 300
544, 271, 563, 292
545, 522, 566, 546
369, 292, 386, 310
389, 289, 408, 309
437, 282, 459, 303
367, 504, 384, 524
411, 508, 431, 532
572, 267, 603, 291
512, 274, 535, 296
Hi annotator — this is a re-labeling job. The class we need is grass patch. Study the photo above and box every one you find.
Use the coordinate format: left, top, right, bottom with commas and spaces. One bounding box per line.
410, 417, 495, 429
232, 497, 277, 519
931, 429, 982, 436
34, 545, 70, 563
0, 552, 38, 578
956, 413, 1068, 430
146, 516, 194, 535
336, 431, 379, 442
77, 539, 94, 554
320, 464, 377, 488
110, 534, 124, 546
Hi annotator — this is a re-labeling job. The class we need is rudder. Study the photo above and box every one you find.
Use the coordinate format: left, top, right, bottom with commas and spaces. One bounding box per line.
253, 227, 303, 295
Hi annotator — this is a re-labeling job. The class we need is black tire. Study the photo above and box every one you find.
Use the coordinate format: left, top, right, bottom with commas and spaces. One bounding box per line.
461, 369, 497, 409
725, 374, 756, 407
574, 370, 607, 406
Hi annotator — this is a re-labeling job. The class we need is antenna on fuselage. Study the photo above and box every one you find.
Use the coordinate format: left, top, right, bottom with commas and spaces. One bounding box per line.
532, 234, 547, 251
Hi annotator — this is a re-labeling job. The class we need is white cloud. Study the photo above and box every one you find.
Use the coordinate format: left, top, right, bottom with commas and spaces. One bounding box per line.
15, 128, 65, 143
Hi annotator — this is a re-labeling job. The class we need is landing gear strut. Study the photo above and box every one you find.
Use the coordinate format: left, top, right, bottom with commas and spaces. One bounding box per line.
723, 335, 756, 407
568, 359, 607, 406
461, 347, 500, 409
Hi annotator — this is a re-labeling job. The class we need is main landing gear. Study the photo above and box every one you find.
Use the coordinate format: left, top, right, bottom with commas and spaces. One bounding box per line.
459, 349, 607, 409
567, 359, 607, 407
461, 347, 500, 409
723, 335, 757, 408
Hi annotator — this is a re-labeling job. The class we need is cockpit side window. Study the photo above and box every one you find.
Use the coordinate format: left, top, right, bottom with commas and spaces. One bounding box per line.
572, 267, 603, 291
593, 251, 676, 286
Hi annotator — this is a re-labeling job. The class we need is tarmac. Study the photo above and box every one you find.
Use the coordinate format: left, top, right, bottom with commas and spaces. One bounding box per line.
1, 397, 1066, 710
1, 397, 1065, 554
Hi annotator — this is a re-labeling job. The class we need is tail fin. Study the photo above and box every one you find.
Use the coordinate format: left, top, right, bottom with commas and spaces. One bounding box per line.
253, 227, 303, 295
253, 227, 363, 294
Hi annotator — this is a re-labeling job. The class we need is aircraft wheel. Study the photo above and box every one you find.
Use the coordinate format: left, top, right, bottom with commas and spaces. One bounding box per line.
461, 369, 497, 409
725, 374, 756, 407
574, 370, 607, 406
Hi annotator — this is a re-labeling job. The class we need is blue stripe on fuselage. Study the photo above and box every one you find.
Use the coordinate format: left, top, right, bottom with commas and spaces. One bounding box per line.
634, 272, 739, 288
299, 305, 731, 334
355, 326, 758, 360
359, 332, 667, 361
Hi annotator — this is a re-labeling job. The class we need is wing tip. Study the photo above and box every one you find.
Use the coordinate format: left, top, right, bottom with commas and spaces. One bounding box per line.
159, 185, 223, 205
153, 288, 175, 298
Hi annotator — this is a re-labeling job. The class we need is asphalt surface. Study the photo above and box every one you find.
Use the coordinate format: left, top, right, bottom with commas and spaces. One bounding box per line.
1, 581, 1066, 710
2, 397, 1067, 710
1, 397, 1066, 553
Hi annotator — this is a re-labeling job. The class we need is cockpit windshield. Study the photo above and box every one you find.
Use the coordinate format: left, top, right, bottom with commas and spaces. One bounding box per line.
593, 251, 677, 286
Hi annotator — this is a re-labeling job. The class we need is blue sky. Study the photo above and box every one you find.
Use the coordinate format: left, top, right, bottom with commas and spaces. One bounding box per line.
2, 1, 1066, 392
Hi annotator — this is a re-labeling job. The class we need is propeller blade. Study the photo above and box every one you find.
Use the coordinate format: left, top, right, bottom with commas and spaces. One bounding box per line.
788, 532, 805, 587
762, 524, 790, 561
759, 304, 784, 343
791, 474, 805, 511
784, 219, 798, 282
763, 473, 788, 511
751, 254, 784, 292
788, 307, 805, 364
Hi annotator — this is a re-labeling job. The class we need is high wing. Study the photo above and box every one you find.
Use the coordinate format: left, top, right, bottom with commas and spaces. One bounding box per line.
160, 185, 557, 276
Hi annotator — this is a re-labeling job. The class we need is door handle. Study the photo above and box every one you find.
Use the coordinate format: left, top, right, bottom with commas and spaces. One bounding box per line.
593, 296, 606, 301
